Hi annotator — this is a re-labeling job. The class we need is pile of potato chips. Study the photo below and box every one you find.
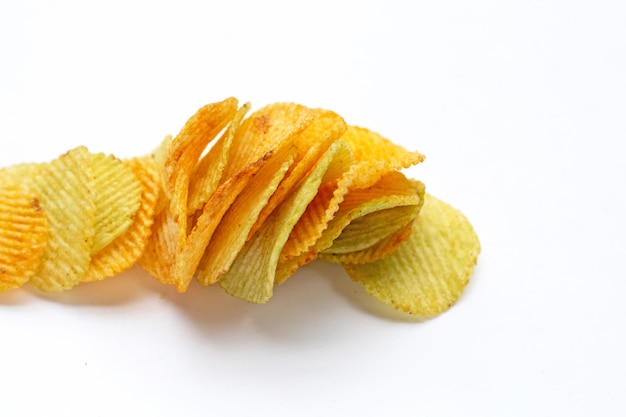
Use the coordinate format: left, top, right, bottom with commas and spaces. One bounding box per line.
0, 98, 480, 318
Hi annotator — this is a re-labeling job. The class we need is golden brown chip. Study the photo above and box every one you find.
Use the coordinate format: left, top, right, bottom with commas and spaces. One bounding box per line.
89, 152, 142, 255
0, 187, 48, 292
195, 145, 298, 286
248, 108, 347, 238
29, 147, 95, 292
84, 156, 160, 282
140, 98, 240, 290
187, 103, 251, 214
343, 193, 480, 317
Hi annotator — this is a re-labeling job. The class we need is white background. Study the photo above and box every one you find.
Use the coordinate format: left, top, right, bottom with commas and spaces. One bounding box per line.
1, 1, 625, 416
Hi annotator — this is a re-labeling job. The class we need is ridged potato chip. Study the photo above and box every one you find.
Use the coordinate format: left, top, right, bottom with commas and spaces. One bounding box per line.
29, 146, 95, 292
84, 156, 160, 282
343, 193, 480, 317
218, 139, 354, 303
0, 187, 48, 292
277, 172, 424, 284
195, 145, 297, 286
90, 152, 142, 255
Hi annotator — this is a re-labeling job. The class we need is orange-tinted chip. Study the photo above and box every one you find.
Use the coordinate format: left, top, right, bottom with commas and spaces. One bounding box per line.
0, 187, 48, 292
84, 156, 160, 282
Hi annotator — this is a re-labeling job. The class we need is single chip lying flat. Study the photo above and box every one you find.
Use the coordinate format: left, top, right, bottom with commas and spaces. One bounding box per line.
0, 187, 48, 292
218, 139, 354, 303
90, 152, 142, 255
84, 156, 160, 282
29, 146, 95, 292
343, 193, 480, 317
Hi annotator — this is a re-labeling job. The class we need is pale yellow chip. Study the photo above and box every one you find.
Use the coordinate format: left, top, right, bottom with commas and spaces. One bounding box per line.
89, 152, 142, 255
0, 163, 42, 188
0, 187, 48, 292
84, 156, 160, 282
29, 146, 95, 292
218, 139, 354, 303
343, 193, 481, 317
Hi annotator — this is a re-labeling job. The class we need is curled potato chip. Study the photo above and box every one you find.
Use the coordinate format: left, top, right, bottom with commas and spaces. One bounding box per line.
343, 194, 480, 317
0, 187, 48, 292
29, 147, 95, 292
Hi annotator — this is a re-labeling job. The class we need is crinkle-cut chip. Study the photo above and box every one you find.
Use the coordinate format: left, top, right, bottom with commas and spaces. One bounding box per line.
140, 98, 239, 289
29, 146, 95, 292
321, 205, 419, 255
249, 108, 347, 238
171, 151, 271, 292
343, 193, 481, 318
0, 187, 48, 292
320, 221, 413, 265
84, 156, 160, 282
188, 103, 251, 214
279, 135, 422, 264
220, 102, 316, 180
89, 152, 142, 255
164, 97, 238, 199
341, 125, 425, 170
219, 140, 354, 303
276, 173, 424, 284
140, 151, 271, 291
0, 163, 43, 189
195, 145, 298, 286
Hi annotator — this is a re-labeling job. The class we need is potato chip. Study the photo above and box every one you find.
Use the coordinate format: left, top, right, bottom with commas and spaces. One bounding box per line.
140, 98, 240, 290
29, 146, 95, 292
195, 145, 298, 286
89, 152, 142, 255
0, 187, 48, 292
276, 172, 424, 284
248, 108, 347, 238
84, 156, 160, 282
187, 103, 251, 214
218, 139, 354, 303
0, 163, 42, 188
172, 151, 271, 290
321, 221, 414, 265
279, 126, 424, 263
343, 193, 480, 317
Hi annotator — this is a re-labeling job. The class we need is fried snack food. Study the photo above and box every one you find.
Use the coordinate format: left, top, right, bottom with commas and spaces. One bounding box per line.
0, 97, 480, 319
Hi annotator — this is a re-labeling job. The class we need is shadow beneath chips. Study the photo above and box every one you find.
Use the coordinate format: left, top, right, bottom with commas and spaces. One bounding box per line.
309, 261, 426, 323
158, 263, 352, 341
23, 265, 163, 306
